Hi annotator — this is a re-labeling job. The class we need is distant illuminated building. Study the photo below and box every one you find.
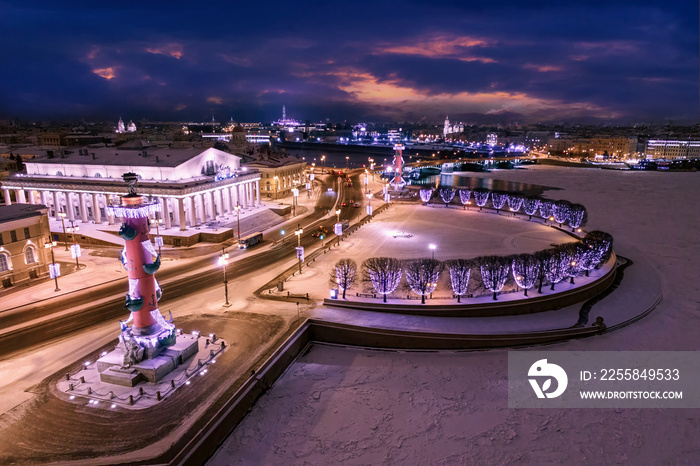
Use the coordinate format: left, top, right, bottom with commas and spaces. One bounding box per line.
443, 116, 464, 137
487, 133, 498, 145
116, 117, 126, 133
646, 140, 700, 159
116, 118, 136, 133
273, 105, 301, 131
127, 120, 137, 132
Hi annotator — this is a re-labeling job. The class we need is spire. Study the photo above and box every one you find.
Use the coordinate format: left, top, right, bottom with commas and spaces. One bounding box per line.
282, 105, 286, 120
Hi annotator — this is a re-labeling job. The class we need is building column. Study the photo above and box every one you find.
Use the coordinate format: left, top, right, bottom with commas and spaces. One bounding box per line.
222, 187, 231, 214
16, 189, 26, 204
92, 193, 102, 223
161, 197, 172, 229
28, 190, 37, 204
240, 184, 248, 208
79, 193, 88, 223
107, 195, 116, 225
207, 191, 216, 219
40, 191, 48, 210
178, 198, 186, 231
53, 192, 61, 219
232, 184, 239, 207
2, 188, 11, 206
189, 195, 197, 226
255, 180, 261, 206
65, 192, 75, 221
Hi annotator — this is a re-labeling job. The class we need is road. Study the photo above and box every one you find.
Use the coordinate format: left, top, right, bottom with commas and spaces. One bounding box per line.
0, 171, 367, 357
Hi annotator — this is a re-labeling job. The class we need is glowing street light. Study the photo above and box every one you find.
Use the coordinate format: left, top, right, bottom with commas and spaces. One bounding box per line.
44, 241, 60, 292
58, 211, 68, 250
366, 192, 373, 216
321, 155, 326, 174
294, 224, 303, 274
235, 203, 241, 242
66, 220, 81, 270
429, 243, 436, 260
218, 247, 230, 307
280, 229, 286, 243
335, 208, 341, 223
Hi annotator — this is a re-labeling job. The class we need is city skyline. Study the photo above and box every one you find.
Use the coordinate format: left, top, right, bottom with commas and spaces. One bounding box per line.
1, 1, 697, 124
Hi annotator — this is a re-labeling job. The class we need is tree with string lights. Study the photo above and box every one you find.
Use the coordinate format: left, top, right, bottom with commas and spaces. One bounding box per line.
477, 255, 511, 300
562, 242, 585, 284
419, 188, 433, 205
568, 204, 587, 231
552, 200, 572, 226
522, 197, 541, 220
539, 198, 555, 220
511, 253, 540, 296
458, 189, 471, 209
439, 187, 456, 207
473, 188, 489, 211
534, 249, 551, 293
362, 257, 403, 303
404, 258, 443, 304
507, 193, 524, 213
330, 258, 357, 299
446, 259, 472, 303
584, 231, 614, 265
490, 192, 508, 214
544, 246, 568, 290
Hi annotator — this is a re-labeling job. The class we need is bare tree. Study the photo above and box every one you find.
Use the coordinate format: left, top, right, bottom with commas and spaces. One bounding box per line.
362, 257, 403, 302
330, 258, 357, 299
511, 253, 540, 297
544, 246, 568, 290
534, 249, 552, 293
446, 259, 472, 302
404, 258, 443, 304
477, 255, 511, 300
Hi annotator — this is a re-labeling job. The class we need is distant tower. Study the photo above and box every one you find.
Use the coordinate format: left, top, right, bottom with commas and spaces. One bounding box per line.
443, 116, 450, 137
282, 105, 286, 121
117, 117, 125, 134
127, 120, 137, 132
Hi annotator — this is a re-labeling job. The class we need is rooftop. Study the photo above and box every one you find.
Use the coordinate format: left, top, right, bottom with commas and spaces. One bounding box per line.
0, 203, 48, 223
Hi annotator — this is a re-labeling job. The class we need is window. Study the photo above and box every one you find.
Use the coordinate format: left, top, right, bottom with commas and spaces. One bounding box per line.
0, 254, 8, 272
24, 227, 30, 239
56, 171, 63, 176
10, 230, 17, 242
25, 247, 36, 264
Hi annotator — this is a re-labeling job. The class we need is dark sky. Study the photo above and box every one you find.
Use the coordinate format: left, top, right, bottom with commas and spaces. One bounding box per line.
1, 1, 697, 124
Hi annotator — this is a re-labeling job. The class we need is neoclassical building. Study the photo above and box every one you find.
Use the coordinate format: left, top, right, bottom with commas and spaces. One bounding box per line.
0, 204, 51, 288
1, 145, 261, 231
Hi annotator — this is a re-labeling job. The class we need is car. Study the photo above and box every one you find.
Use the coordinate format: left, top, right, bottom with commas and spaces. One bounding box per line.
341, 202, 347, 207
346, 182, 352, 187
353, 202, 360, 207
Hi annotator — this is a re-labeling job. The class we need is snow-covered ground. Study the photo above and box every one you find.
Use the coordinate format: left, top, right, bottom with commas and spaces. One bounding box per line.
210, 165, 700, 464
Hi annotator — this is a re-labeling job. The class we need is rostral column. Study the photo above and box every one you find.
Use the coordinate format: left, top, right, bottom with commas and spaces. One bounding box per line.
113, 173, 175, 354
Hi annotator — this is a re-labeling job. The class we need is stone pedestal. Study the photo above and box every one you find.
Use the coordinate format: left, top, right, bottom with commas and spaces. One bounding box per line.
97, 335, 200, 385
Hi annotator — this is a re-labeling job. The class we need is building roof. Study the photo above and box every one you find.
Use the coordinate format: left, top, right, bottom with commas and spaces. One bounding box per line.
22, 146, 240, 169
0, 203, 47, 223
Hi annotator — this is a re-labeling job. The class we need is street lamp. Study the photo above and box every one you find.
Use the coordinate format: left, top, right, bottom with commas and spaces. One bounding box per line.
335, 208, 341, 223
58, 211, 68, 250
218, 247, 230, 307
280, 229, 285, 243
294, 224, 303, 274
273, 176, 279, 200
292, 187, 299, 217
345, 156, 349, 171
366, 192, 372, 217
429, 243, 437, 260
235, 203, 241, 242
44, 241, 60, 292
66, 220, 81, 270
321, 155, 326, 174
154, 217, 163, 255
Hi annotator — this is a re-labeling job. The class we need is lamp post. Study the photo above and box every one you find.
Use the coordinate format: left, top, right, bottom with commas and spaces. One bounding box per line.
218, 247, 230, 307
280, 229, 285, 243
292, 187, 299, 217
366, 192, 372, 217
429, 243, 436, 260
66, 220, 81, 270
44, 241, 60, 292
294, 224, 303, 274
321, 155, 326, 174
273, 176, 279, 200
235, 203, 241, 242
335, 208, 341, 223
345, 156, 349, 171
58, 211, 68, 250
154, 217, 163, 255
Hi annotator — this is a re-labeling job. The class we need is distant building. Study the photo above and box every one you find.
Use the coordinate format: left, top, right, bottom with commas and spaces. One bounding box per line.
116, 118, 136, 133
443, 116, 464, 137
0, 203, 51, 288
273, 105, 301, 131
116, 118, 125, 134
1, 144, 261, 232
245, 153, 308, 199
646, 140, 700, 159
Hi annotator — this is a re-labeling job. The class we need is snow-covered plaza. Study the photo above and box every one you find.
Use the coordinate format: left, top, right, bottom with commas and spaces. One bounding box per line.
210, 165, 700, 464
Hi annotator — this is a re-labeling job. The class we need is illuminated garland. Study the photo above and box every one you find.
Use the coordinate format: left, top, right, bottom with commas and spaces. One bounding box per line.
439, 187, 456, 205
490, 192, 508, 212
479, 256, 511, 300
458, 189, 471, 206
404, 259, 442, 303
544, 248, 568, 290
446, 259, 471, 303
511, 254, 540, 296
507, 194, 524, 212
568, 204, 586, 230
473, 189, 489, 209
539, 199, 555, 219
553, 200, 572, 225
522, 197, 541, 218
419, 189, 433, 204
335, 259, 357, 299
363, 257, 403, 303
107, 202, 161, 219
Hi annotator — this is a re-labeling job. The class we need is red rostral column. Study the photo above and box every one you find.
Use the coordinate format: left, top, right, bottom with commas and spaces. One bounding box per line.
392, 144, 405, 186
111, 173, 174, 350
